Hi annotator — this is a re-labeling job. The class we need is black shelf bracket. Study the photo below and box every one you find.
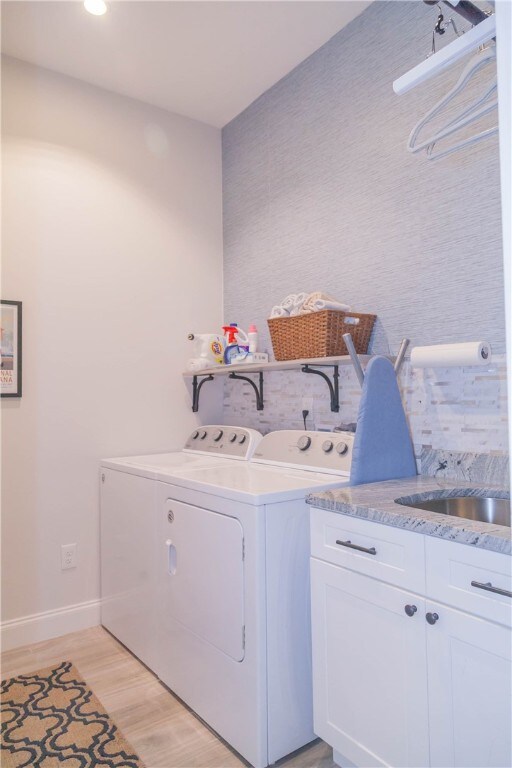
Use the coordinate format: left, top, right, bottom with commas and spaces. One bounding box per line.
191, 374, 214, 413
301, 364, 340, 412
229, 371, 264, 410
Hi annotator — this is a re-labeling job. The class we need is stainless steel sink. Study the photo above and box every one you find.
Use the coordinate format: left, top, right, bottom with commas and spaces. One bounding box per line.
395, 494, 511, 527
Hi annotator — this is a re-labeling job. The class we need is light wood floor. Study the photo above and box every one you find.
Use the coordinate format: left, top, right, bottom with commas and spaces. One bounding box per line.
1, 626, 336, 768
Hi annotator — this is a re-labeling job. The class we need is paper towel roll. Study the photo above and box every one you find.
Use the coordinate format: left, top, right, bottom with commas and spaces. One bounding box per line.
410, 341, 491, 368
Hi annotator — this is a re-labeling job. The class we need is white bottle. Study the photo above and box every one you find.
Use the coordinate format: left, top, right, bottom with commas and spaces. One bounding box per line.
248, 324, 258, 353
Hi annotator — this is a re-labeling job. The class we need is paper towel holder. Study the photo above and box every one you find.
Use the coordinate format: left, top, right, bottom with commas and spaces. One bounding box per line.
410, 341, 492, 368
343, 334, 410, 389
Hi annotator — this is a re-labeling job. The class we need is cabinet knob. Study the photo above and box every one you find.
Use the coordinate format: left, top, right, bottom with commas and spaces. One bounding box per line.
404, 604, 417, 617
426, 612, 439, 625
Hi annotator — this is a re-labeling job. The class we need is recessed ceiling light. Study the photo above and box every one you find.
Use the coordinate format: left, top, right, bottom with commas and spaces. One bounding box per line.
84, 0, 108, 16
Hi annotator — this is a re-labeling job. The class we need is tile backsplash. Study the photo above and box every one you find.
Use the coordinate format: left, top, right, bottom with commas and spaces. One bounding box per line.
222, 355, 509, 485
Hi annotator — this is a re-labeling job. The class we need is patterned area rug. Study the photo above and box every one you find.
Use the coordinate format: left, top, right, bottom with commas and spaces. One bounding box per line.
1, 660, 145, 767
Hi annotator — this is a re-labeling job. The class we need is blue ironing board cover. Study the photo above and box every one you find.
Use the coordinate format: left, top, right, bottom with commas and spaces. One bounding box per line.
350, 356, 417, 485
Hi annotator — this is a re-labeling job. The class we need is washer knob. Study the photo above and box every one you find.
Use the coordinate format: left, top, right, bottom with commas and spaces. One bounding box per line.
238, 434, 247, 444
297, 435, 312, 451
213, 429, 223, 442
322, 440, 334, 453
199, 430, 207, 440
192, 430, 199, 440
336, 442, 349, 455
229, 432, 237, 443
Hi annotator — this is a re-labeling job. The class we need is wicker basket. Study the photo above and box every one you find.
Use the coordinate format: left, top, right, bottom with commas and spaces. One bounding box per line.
267, 310, 376, 361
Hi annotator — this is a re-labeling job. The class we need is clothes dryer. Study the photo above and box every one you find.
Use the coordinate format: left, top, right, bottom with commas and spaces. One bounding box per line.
152, 429, 355, 768
100, 426, 262, 671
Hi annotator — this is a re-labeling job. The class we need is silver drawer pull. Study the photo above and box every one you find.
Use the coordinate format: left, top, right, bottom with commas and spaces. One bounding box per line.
336, 539, 377, 556
471, 580, 512, 598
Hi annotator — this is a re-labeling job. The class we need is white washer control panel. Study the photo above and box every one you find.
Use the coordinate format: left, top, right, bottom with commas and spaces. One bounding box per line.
252, 430, 354, 475
297, 435, 312, 451
183, 425, 262, 460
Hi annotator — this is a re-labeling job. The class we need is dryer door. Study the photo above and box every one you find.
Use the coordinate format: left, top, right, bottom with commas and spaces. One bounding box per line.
161, 498, 245, 661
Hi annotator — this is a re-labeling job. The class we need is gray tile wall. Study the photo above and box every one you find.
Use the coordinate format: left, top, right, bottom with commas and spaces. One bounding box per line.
221, 1, 507, 469
222, 1, 504, 357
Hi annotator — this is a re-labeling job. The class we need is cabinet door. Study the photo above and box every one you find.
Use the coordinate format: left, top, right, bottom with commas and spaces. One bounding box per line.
311, 558, 429, 768
426, 601, 512, 768
100, 469, 157, 670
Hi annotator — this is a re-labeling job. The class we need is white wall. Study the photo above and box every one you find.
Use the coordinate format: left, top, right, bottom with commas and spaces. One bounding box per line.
1, 56, 224, 647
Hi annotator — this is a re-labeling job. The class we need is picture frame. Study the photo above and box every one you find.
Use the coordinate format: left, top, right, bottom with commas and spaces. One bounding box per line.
1, 301, 22, 397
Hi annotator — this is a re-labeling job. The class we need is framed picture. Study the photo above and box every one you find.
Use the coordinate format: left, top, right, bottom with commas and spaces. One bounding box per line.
1, 301, 22, 397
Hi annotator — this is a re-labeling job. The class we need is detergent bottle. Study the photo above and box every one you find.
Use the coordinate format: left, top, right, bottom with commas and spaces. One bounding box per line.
186, 333, 225, 372
248, 324, 258, 353
222, 324, 249, 364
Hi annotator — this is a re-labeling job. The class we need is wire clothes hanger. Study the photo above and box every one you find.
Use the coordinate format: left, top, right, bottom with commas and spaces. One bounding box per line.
407, 44, 498, 160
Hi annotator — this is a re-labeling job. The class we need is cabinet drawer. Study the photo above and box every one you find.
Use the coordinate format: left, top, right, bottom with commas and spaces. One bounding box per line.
426, 537, 512, 626
310, 507, 425, 593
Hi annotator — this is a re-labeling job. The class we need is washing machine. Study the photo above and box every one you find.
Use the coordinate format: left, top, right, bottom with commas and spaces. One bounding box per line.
151, 429, 354, 768
100, 425, 262, 673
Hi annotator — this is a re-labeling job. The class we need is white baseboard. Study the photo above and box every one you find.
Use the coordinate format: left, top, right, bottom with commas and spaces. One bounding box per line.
1, 599, 101, 652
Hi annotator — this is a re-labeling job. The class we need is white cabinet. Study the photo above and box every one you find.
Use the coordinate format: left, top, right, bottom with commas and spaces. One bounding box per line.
311, 507, 426, 593
310, 558, 429, 768
310, 508, 512, 768
426, 601, 512, 768
425, 536, 512, 626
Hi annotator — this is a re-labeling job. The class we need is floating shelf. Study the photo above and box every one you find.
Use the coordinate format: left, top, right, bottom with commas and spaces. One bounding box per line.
182, 355, 373, 378
183, 355, 375, 413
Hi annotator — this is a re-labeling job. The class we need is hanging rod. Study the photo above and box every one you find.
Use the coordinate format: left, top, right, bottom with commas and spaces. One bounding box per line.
393, 13, 496, 95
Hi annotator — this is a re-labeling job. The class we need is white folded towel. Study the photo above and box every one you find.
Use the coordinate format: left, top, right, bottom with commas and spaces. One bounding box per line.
301, 298, 351, 314
300, 292, 351, 314
304, 291, 328, 303
288, 292, 308, 315
269, 292, 307, 318
270, 305, 288, 318
269, 291, 350, 319
281, 294, 297, 312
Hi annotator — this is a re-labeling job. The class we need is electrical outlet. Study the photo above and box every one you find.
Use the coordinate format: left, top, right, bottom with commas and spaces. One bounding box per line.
61, 543, 77, 570
301, 397, 314, 413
